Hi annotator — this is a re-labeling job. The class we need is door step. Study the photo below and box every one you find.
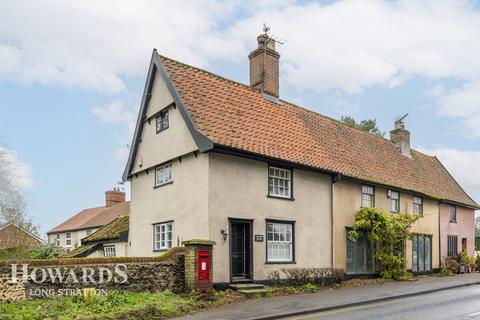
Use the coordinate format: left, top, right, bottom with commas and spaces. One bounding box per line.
229, 283, 272, 297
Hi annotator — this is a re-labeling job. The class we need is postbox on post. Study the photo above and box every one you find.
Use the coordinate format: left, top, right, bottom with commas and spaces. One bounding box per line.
183, 239, 215, 296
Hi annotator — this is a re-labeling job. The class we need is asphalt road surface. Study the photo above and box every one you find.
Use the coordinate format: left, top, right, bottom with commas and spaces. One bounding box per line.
287, 285, 480, 320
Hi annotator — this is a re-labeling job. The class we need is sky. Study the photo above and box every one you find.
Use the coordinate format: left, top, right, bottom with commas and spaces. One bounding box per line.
1, 0, 480, 236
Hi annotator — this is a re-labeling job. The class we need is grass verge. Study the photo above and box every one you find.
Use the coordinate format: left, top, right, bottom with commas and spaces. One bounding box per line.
0, 289, 244, 320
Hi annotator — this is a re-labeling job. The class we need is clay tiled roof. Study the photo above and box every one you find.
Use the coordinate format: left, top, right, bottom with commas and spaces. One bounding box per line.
48, 206, 106, 234
48, 202, 130, 234
81, 202, 129, 229
159, 55, 478, 208
0, 224, 43, 249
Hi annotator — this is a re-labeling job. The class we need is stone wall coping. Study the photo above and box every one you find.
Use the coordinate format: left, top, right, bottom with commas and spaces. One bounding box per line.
182, 239, 216, 246
0, 247, 184, 267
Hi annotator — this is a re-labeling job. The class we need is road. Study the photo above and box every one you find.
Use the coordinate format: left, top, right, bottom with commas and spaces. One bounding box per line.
288, 285, 480, 320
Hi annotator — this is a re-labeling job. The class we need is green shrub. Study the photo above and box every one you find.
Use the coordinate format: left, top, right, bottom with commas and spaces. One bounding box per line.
0, 246, 34, 260
30, 244, 63, 259
349, 207, 418, 281
302, 283, 317, 293
437, 266, 454, 277
0, 289, 226, 320
285, 287, 296, 294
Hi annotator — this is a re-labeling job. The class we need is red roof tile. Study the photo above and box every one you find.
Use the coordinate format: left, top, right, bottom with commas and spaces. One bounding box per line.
159, 55, 478, 208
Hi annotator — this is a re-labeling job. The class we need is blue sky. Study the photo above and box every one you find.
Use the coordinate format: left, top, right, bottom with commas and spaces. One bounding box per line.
1, 0, 480, 235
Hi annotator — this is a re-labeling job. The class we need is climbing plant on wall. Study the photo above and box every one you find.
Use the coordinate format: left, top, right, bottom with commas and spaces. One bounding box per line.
348, 207, 418, 280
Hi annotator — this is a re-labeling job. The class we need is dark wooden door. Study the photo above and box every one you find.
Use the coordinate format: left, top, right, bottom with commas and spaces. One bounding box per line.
230, 222, 251, 280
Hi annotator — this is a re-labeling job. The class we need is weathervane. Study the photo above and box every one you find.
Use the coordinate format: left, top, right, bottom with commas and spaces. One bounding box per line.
262, 23, 286, 45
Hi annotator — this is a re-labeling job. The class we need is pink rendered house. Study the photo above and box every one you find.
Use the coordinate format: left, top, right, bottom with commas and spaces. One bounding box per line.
440, 203, 476, 262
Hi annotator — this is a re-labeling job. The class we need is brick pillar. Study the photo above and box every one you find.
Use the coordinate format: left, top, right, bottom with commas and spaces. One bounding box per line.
183, 239, 215, 296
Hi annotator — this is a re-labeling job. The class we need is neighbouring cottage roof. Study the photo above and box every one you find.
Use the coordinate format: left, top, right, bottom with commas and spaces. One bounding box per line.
0, 224, 44, 249
48, 202, 130, 234
124, 51, 478, 209
82, 215, 129, 244
62, 243, 100, 258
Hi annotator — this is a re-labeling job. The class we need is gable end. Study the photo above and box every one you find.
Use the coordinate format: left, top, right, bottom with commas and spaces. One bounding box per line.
122, 50, 213, 181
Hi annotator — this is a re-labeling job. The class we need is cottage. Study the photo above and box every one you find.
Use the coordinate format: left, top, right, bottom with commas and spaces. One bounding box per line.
64, 215, 129, 258
123, 33, 478, 285
47, 189, 129, 252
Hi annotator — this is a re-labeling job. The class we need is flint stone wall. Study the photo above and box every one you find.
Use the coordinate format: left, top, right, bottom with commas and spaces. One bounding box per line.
0, 251, 185, 302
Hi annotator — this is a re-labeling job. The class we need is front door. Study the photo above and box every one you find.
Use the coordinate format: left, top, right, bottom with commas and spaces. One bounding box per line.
230, 220, 252, 281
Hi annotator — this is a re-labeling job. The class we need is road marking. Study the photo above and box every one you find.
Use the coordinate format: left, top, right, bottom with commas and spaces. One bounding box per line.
287, 301, 396, 319
468, 311, 480, 317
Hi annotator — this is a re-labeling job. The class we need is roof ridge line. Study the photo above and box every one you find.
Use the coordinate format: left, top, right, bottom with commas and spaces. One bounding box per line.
160, 54, 432, 155
159, 54, 266, 94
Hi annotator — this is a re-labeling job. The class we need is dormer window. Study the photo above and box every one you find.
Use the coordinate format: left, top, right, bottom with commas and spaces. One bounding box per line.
156, 110, 169, 133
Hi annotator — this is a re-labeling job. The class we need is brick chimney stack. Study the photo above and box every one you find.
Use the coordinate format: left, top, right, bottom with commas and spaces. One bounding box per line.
105, 188, 125, 207
390, 118, 411, 156
248, 33, 280, 97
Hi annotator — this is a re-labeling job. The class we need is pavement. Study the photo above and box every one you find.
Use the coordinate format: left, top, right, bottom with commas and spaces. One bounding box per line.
177, 273, 480, 320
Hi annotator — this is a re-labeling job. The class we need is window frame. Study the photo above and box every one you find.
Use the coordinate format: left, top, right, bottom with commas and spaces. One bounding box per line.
389, 190, 400, 213
267, 165, 294, 200
65, 232, 72, 247
154, 162, 173, 188
447, 235, 458, 257
361, 185, 375, 208
413, 196, 423, 215
412, 234, 432, 272
265, 219, 295, 264
449, 205, 457, 222
104, 246, 116, 257
155, 109, 169, 134
55, 233, 60, 246
153, 221, 174, 252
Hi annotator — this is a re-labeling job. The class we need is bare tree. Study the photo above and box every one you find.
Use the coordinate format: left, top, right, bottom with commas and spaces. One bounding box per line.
0, 147, 39, 235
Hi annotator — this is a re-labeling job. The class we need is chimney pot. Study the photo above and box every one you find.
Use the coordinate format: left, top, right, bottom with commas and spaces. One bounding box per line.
248, 33, 280, 97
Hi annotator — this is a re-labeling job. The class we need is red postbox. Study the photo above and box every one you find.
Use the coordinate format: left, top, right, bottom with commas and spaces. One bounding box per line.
197, 250, 210, 281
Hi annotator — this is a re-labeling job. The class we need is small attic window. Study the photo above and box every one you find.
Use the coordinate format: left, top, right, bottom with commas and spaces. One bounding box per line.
156, 110, 169, 133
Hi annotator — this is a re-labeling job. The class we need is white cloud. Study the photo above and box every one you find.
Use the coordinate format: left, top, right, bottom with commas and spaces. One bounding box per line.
1, 1, 480, 94
431, 80, 480, 138
419, 147, 480, 203
225, 0, 480, 93
0, 0, 243, 93
92, 100, 137, 163
92, 100, 136, 129
0, 146, 33, 189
